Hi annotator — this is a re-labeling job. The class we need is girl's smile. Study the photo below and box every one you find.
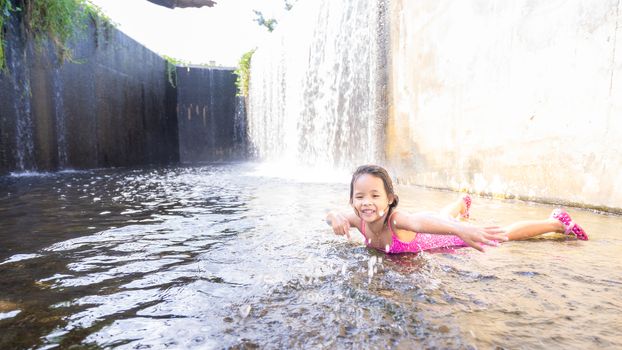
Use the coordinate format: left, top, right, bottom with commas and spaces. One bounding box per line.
352, 174, 392, 222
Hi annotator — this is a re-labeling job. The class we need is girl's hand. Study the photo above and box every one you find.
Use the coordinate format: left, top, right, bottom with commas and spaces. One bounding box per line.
326, 211, 351, 239
458, 224, 508, 252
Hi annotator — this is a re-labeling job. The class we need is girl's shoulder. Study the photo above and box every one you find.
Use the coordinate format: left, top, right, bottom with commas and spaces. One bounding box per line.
388, 209, 408, 222
388, 210, 415, 231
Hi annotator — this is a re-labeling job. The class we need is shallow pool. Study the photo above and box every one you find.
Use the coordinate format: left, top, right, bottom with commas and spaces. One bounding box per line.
0, 163, 620, 349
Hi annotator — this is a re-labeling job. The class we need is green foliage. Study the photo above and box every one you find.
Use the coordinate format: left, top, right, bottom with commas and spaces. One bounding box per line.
163, 54, 229, 88
84, 2, 112, 23
162, 54, 188, 88
163, 55, 191, 67
0, 0, 114, 72
84, 1, 116, 28
25, 0, 90, 61
234, 49, 255, 97
0, 0, 18, 72
253, 9, 277, 32
253, 1, 297, 33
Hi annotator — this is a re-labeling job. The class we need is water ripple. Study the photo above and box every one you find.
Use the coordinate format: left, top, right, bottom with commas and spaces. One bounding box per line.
0, 163, 620, 349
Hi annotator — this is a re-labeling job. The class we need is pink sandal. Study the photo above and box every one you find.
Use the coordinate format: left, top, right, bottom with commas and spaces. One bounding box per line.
550, 208, 589, 240
460, 194, 472, 219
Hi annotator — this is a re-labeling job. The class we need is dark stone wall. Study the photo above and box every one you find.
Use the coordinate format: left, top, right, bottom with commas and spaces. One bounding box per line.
176, 67, 246, 163
0, 13, 179, 174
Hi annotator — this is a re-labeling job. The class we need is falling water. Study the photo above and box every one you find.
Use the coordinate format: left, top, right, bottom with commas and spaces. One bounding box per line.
233, 96, 248, 157
207, 68, 216, 152
52, 66, 68, 168
247, 0, 388, 170
6, 19, 35, 171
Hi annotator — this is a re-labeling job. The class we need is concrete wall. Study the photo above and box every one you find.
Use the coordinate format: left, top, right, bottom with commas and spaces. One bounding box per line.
176, 67, 246, 163
387, 0, 622, 211
0, 13, 179, 174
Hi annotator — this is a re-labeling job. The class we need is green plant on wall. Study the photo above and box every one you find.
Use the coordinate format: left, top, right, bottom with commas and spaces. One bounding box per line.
0, 0, 18, 71
0, 0, 113, 73
253, 10, 277, 32
25, 0, 90, 62
234, 49, 255, 97
163, 54, 191, 88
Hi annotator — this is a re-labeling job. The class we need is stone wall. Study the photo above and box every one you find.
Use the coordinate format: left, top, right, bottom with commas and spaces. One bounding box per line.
0, 13, 179, 174
176, 67, 246, 163
387, 0, 622, 211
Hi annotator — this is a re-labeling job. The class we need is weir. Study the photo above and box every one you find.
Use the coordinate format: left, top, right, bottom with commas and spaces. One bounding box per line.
0, 7, 240, 175
52, 65, 68, 169
247, 0, 388, 169
176, 67, 244, 163
4, 15, 35, 171
0, 12, 180, 173
247, 0, 622, 212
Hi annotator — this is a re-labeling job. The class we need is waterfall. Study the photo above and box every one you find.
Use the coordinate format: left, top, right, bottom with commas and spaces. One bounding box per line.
207, 69, 216, 152
233, 96, 248, 157
52, 66, 68, 169
247, 0, 387, 171
7, 18, 35, 171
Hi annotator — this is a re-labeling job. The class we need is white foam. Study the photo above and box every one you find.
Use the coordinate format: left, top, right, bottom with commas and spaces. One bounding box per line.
9, 171, 54, 178
0, 253, 41, 265
0, 310, 21, 320
246, 162, 350, 184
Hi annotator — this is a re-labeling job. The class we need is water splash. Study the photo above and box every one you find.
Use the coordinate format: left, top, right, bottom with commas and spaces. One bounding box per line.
245, 161, 350, 183
8, 171, 55, 178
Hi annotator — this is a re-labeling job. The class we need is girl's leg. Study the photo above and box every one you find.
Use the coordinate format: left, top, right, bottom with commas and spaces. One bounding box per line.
440, 194, 471, 219
504, 209, 589, 241
504, 218, 564, 240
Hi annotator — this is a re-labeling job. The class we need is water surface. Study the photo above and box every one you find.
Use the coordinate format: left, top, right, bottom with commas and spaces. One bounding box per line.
0, 163, 620, 349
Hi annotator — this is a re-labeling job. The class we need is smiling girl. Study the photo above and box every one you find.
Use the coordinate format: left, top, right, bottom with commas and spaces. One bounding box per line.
326, 164, 588, 254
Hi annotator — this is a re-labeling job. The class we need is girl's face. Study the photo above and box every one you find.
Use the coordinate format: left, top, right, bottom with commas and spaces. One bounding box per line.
351, 174, 393, 222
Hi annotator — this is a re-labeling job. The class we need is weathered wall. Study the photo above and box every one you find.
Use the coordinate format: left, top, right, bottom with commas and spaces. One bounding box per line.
387, 0, 622, 211
176, 67, 245, 163
0, 13, 179, 174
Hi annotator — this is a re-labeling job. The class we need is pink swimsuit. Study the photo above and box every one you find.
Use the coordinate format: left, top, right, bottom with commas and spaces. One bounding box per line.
360, 217, 467, 254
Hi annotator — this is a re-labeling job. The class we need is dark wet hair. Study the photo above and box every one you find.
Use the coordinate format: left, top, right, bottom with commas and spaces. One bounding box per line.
349, 164, 399, 225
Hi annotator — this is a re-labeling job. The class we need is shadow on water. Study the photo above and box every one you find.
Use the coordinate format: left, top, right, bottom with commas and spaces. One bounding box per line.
0, 163, 621, 349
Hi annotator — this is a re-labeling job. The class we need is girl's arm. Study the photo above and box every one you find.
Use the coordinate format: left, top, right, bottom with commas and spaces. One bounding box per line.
393, 211, 508, 252
326, 210, 359, 239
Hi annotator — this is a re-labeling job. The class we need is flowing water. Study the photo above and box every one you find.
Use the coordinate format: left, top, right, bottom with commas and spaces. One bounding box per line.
6, 16, 35, 172
0, 163, 620, 349
51, 66, 68, 169
248, 0, 387, 168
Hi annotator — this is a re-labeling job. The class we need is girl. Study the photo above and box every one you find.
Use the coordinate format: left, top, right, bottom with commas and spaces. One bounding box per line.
326, 164, 588, 254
